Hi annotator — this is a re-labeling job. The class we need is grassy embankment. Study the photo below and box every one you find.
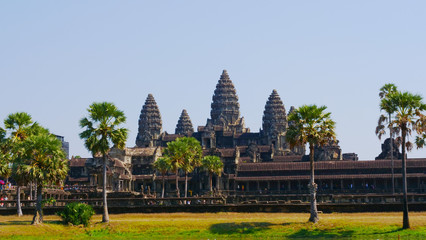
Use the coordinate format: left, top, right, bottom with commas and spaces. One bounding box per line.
0, 212, 425, 239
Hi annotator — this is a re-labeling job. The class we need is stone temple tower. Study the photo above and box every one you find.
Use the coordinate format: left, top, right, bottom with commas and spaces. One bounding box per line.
210, 70, 242, 129
262, 89, 288, 152
136, 94, 162, 147
175, 109, 194, 136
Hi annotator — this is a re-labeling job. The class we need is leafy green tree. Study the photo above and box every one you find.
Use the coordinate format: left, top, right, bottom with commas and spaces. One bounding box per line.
382, 91, 426, 229
0, 127, 11, 180
201, 155, 223, 193
376, 83, 399, 194
79, 102, 128, 223
3, 112, 45, 216
153, 157, 171, 198
17, 133, 68, 225
164, 137, 202, 198
286, 105, 336, 223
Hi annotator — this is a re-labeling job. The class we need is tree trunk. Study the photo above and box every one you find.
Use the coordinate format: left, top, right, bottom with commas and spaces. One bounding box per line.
16, 185, 23, 217
31, 185, 43, 225
175, 169, 180, 197
401, 126, 410, 229
389, 113, 395, 194
308, 143, 319, 223
29, 182, 33, 200
184, 172, 188, 198
102, 154, 109, 223
161, 174, 165, 198
209, 172, 213, 193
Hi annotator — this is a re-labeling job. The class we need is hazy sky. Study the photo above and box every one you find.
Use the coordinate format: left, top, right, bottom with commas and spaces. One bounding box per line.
1, 1, 426, 160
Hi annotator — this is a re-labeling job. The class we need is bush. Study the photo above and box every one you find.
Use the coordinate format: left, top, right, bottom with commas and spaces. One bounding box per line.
58, 202, 95, 227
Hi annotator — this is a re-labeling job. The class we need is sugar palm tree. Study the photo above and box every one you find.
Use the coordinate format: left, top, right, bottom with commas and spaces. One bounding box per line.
164, 139, 184, 197
80, 102, 128, 223
382, 91, 426, 229
164, 137, 202, 198
286, 105, 336, 223
376, 83, 398, 194
201, 155, 223, 193
180, 137, 202, 198
153, 157, 171, 198
17, 132, 68, 225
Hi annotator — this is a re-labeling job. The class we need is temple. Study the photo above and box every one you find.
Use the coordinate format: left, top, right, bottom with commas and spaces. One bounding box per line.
68, 70, 426, 195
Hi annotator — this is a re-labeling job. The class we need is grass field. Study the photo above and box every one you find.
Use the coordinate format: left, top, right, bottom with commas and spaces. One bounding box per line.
0, 212, 425, 239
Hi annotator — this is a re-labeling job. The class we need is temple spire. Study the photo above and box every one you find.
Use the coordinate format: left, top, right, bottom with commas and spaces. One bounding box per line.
262, 90, 288, 151
136, 94, 162, 147
175, 109, 194, 136
210, 69, 240, 126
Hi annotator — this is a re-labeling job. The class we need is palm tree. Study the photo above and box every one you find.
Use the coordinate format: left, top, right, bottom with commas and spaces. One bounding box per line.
201, 155, 223, 193
3, 112, 45, 216
180, 137, 202, 198
286, 105, 336, 223
382, 91, 426, 229
80, 102, 128, 223
164, 139, 184, 197
153, 157, 171, 198
376, 83, 398, 194
164, 137, 202, 198
17, 132, 68, 225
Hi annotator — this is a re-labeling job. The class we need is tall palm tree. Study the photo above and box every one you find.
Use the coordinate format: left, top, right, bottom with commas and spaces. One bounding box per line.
164, 137, 202, 198
382, 91, 426, 229
286, 105, 336, 223
180, 137, 202, 198
201, 155, 223, 193
17, 132, 68, 225
80, 102, 128, 223
153, 157, 171, 198
376, 83, 398, 194
3, 112, 45, 217
164, 139, 184, 197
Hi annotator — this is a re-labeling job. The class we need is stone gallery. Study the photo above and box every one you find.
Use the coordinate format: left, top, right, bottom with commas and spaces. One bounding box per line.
68, 70, 426, 196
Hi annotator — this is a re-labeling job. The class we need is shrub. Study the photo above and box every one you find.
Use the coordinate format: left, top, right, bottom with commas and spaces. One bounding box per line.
58, 202, 95, 227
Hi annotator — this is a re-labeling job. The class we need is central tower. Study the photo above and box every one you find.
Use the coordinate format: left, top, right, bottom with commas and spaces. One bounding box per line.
210, 70, 241, 127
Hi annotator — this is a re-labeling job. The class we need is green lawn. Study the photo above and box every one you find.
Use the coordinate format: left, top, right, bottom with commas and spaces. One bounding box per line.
0, 212, 425, 239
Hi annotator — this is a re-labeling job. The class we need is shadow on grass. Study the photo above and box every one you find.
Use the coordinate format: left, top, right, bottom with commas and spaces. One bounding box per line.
288, 227, 404, 239
288, 228, 355, 239
0, 221, 30, 226
209, 222, 274, 235
0, 220, 63, 226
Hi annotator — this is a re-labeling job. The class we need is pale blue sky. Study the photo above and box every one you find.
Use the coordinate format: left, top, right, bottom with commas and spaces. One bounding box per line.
1, 1, 426, 159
